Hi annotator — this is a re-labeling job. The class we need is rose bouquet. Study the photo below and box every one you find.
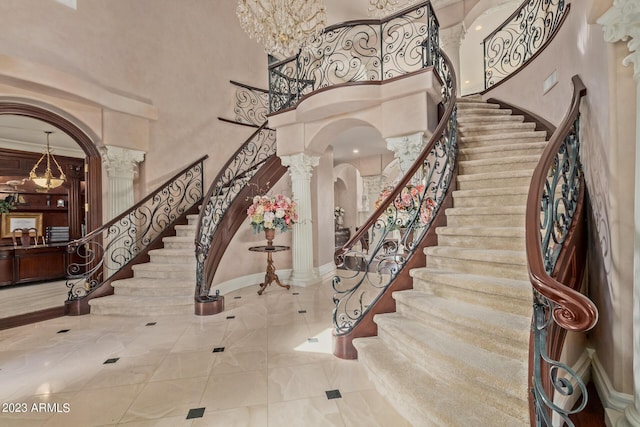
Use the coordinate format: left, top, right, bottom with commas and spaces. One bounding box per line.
374, 184, 434, 229
247, 194, 298, 233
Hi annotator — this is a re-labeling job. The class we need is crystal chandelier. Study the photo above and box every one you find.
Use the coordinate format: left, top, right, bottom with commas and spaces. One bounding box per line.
368, 0, 416, 18
29, 131, 66, 190
236, 0, 326, 58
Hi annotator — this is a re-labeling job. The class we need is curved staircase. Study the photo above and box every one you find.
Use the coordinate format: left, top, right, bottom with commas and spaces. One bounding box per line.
353, 97, 546, 426
89, 214, 199, 316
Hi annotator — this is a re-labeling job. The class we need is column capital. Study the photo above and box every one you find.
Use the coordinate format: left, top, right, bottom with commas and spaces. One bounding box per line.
386, 132, 425, 176
598, 0, 640, 81
101, 145, 145, 179
280, 153, 320, 181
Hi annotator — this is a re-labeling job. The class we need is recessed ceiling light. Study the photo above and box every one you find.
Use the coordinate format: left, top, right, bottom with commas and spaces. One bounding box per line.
465, 80, 470, 84
353, 149, 359, 154
475, 25, 482, 31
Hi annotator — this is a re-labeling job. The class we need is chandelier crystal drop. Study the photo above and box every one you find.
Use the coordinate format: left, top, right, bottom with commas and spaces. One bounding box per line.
368, 0, 416, 18
29, 131, 66, 190
236, 0, 326, 58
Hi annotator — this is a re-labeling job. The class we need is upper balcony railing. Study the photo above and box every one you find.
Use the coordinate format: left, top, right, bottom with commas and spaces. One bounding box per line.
268, 1, 439, 113
484, 0, 569, 90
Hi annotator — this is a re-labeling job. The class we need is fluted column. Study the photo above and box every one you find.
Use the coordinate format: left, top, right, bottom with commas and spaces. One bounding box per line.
386, 131, 426, 182
599, 3, 640, 426
280, 153, 321, 286
439, 23, 466, 86
101, 146, 145, 220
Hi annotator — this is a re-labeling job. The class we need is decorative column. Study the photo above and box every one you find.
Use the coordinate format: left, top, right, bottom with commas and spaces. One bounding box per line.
439, 23, 466, 86
386, 131, 426, 182
101, 146, 145, 220
599, 3, 640, 426
280, 153, 321, 287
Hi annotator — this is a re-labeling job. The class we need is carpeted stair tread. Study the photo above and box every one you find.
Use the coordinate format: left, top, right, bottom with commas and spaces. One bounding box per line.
459, 140, 546, 156
374, 314, 529, 408
132, 262, 195, 272
445, 205, 526, 216
456, 108, 513, 116
425, 245, 526, 266
459, 122, 536, 134
353, 338, 526, 427
456, 168, 533, 182
410, 268, 531, 303
392, 291, 530, 346
458, 154, 541, 168
460, 130, 546, 143
457, 114, 525, 125
436, 226, 524, 238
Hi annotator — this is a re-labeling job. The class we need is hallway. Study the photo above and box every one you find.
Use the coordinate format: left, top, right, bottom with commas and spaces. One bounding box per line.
0, 279, 409, 426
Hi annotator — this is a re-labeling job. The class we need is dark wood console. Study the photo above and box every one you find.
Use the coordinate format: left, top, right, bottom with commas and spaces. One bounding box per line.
0, 245, 67, 287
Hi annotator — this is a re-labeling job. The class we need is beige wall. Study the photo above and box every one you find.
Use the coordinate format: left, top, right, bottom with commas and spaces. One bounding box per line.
482, 0, 635, 394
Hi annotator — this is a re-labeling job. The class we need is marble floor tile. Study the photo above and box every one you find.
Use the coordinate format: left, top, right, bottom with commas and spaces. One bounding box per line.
268, 396, 345, 427
1, 278, 411, 426
199, 370, 268, 411
267, 363, 331, 403
119, 377, 208, 424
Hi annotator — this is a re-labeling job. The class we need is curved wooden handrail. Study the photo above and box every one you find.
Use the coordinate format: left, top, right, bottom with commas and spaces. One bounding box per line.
525, 75, 597, 332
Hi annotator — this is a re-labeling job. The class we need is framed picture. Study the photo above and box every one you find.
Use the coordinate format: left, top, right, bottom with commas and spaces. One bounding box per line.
1, 212, 44, 238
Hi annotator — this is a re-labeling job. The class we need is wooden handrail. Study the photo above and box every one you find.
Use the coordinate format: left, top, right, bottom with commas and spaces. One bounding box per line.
525, 74, 597, 332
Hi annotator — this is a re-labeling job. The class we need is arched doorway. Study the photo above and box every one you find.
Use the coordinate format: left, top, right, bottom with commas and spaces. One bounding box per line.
0, 103, 102, 233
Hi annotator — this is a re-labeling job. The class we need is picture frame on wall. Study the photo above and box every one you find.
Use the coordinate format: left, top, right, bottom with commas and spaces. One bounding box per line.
1, 212, 44, 238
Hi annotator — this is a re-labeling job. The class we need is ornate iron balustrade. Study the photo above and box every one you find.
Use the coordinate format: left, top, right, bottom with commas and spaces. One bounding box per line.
195, 122, 277, 300
230, 80, 269, 127
484, 0, 569, 90
332, 47, 456, 336
268, 1, 438, 113
525, 75, 597, 425
66, 156, 207, 301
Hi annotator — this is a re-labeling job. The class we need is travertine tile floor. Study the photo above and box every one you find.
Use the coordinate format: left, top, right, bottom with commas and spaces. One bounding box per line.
0, 279, 411, 426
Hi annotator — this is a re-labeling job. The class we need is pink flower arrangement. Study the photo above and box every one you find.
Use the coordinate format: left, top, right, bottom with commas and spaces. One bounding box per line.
374, 184, 435, 229
247, 194, 298, 233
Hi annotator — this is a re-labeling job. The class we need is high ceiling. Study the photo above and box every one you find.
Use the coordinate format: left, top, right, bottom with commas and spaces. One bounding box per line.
0, 0, 511, 164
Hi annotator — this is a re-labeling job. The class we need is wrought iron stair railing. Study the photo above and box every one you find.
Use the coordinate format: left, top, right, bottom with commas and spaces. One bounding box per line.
65, 155, 207, 314
194, 122, 287, 314
483, 0, 570, 90
525, 75, 598, 426
332, 46, 457, 359
268, 1, 439, 113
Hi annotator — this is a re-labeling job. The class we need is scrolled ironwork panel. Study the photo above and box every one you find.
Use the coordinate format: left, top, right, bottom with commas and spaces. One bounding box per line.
195, 127, 276, 297
66, 160, 204, 300
381, 4, 429, 79
484, 0, 567, 89
234, 86, 269, 126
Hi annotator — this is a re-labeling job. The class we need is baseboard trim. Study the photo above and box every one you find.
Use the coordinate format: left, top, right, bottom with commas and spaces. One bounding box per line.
592, 351, 635, 426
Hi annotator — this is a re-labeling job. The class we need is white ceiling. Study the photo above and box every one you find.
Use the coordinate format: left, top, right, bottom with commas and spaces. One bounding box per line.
0, 115, 84, 158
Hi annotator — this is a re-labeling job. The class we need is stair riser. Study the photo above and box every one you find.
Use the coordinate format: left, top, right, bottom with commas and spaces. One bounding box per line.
425, 255, 528, 281
459, 161, 538, 175
436, 234, 525, 251
175, 228, 196, 238
459, 125, 536, 137
459, 137, 546, 149
132, 269, 196, 280
457, 103, 500, 110
457, 109, 512, 117
453, 193, 528, 208
376, 326, 530, 415
457, 116, 524, 125
148, 254, 196, 265
457, 176, 532, 190
411, 279, 532, 317
445, 214, 525, 227
393, 299, 529, 360
163, 242, 195, 249
459, 146, 545, 161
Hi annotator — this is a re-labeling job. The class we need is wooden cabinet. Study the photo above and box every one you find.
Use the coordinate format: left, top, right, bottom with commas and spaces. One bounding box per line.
335, 227, 351, 248
0, 245, 67, 287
